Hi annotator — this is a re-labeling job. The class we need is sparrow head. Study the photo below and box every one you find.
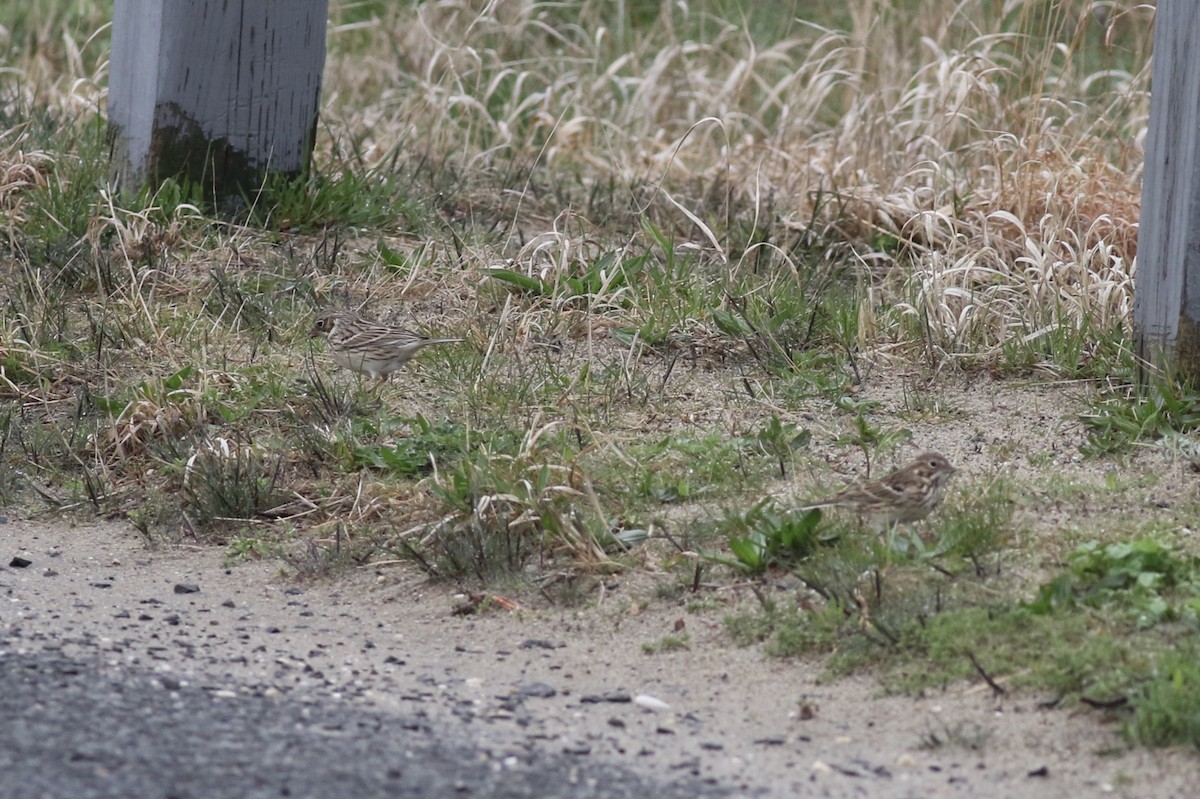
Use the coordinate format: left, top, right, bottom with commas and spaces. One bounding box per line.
912, 452, 955, 481
310, 314, 339, 338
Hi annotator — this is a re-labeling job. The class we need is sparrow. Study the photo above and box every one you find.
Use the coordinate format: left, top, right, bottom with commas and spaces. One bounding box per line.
802, 451, 956, 531
310, 312, 462, 380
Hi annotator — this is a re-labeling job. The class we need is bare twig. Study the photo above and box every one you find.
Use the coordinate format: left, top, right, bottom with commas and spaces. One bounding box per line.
967, 651, 1006, 696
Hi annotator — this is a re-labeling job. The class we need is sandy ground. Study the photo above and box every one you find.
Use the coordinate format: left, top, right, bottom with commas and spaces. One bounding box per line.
2, 510, 1195, 799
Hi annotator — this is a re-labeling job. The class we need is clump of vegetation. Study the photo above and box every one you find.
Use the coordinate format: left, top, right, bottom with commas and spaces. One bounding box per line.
727, 531, 1200, 750
1083, 377, 1200, 456
707, 499, 825, 575
1125, 651, 1200, 749
182, 437, 287, 529
1026, 538, 1200, 628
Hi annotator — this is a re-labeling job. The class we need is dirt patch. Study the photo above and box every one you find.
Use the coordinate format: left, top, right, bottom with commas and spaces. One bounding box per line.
2, 501, 1194, 798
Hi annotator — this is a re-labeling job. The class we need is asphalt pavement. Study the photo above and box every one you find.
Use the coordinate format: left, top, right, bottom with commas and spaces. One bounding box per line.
0, 647, 730, 799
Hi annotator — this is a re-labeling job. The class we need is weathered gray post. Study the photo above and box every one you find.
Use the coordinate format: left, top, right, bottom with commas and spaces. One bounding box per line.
1134, 2, 1200, 380
107, 0, 329, 205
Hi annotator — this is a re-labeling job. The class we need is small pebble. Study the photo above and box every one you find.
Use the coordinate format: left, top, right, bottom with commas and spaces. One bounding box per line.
633, 694, 670, 712
516, 681, 556, 699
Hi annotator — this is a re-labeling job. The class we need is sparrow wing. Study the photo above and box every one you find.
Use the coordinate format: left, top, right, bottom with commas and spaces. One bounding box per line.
880, 471, 926, 503
342, 322, 424, 349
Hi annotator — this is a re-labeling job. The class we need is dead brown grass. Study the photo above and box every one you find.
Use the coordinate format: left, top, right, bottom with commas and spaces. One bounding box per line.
0, 0, 1160, 556
314, 0, 1151, 362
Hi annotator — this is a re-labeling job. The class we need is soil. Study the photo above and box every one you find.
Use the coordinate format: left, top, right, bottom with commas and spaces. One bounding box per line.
3, 488, 1196, 798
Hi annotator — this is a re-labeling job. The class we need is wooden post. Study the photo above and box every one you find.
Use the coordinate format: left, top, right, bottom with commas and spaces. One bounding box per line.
107, 0, 329, 207
1134, 2, 1200, 380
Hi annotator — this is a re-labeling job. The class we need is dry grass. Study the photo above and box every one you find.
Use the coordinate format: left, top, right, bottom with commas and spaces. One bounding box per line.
4, 1, 1152, 353
0, 0, 1157, 565
317, 0, 1149, 363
